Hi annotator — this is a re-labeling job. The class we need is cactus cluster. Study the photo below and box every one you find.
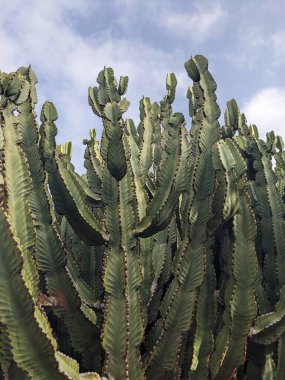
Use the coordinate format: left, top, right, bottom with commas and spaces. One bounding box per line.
0, 55, 285, 379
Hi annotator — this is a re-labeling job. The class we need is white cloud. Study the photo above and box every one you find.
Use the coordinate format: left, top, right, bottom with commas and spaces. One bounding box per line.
226, 5, 285, 71
6, 0, 283, 173
243, 88, 285, 140
158, 3, 227, 41
226, 24, 267, 69
0, 0, 188, 172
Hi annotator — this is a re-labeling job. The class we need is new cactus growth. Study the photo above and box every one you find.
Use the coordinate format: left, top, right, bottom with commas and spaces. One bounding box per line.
0, 55, 285, 379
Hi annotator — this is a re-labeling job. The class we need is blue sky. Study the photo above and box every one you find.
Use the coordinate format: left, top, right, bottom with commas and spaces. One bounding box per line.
1, 0, 285, 172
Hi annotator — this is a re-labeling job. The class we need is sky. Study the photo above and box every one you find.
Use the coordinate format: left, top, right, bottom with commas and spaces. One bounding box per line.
1, 0, 285, 172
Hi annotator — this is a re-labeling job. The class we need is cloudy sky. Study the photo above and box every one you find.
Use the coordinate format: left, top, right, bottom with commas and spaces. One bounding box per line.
1, 0, 284, 172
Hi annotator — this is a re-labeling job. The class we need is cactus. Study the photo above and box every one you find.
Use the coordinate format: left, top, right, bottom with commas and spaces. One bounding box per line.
1, 55, 285, 379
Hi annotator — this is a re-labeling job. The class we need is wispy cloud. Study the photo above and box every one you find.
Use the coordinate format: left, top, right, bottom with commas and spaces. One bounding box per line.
224, 0, 285, 71
157, 3, 227, 41
1, 0, 284, 171
226, 24, 268, 69
272, 30, 285, 64
243, 87, 285, 139
227, 27, 285, 71
0, 0, 189, 171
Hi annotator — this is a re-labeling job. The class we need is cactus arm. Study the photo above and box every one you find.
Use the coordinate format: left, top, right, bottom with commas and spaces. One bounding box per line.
223, 99, 240, 138
44, 189, 100, 355
100, 126, 136, 379
216, 140, 242, 220
144, 55, 220, 377
94, 72, 147, 377
60, 217, 102, 307
179, 63, 241, 378
102, 143, 144, 379
227, 106, 276, 311
103, 102, 127, 180
208, 236, 233, 375
0, 97, 41, 371
166, 73, 177, 104
126, 120, 149, 221
179, 84, 202, 237
144, 238, 203, 376
238, 129, 285, 305
188, 246, 216, 379
0, 326, 12, 365
250, 285, 285, 344
82, 244, 105, 303
151, 102, 162, 179
208, 139, 258, 378
90, 67, 130, 182
138, 97, 154, 180
126, 119, 155, 316
145, 229, 175, 352
0, 362, 29, 379
261, 354, 276, 379
135, 113, 186, 237
208, 230, 234, 377
0, 208, 71, 379
88, 87, 102, 117
252, 141, 280, 304
151, 124, 189, 230
40, 101, 107, 245
145, 278, 198, 378
53, 152, 106, 242
145, 228, 170, 324
135, 74, 184, 233
100, 217, 126, 379
126, 112, 178, 322
254, 135, 285, 290
145, 216, 177, 328
118, 75, 128, 96
79, 374, 103, 380
66, 255, 97, 306
119, 159, 144, 379
180, 55, 220, 238
275, 135, 285, 199
186, 58, 221, 200
60, 151, 102, 207
1, 95, 75, 376
224, 103, 278, 312
212, 190, 258, 379
256, 138, 285, 288
55, 351, 103, 379
276, 333, 285, 378
209, 137, 247, 236
84, 129, 103, 194
12, 79, 101, 359
242, 342, 266, 379
0, 71, 30, 106
1, 102, 39, 301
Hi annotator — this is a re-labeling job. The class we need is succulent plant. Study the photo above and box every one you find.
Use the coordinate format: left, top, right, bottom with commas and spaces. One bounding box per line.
0, 56, 285, 379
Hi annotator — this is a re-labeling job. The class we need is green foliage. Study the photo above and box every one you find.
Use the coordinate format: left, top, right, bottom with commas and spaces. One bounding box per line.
0, 55, 285, 379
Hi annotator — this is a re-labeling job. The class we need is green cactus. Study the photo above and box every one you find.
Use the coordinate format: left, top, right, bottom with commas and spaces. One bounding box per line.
1, 55, 285, 379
